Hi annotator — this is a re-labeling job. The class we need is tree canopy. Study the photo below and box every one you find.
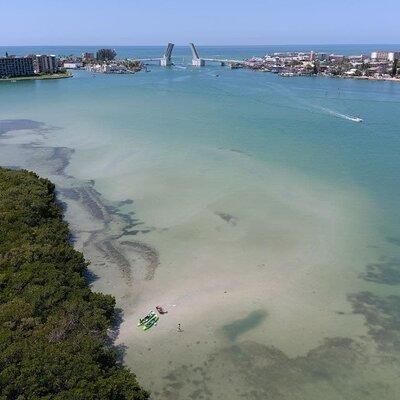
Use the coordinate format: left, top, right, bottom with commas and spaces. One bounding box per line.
96, 49, 117, 62
0, 167, 149, 399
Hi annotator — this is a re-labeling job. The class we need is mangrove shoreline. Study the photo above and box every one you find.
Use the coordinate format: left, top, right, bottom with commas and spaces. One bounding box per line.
0, 167, 149, 399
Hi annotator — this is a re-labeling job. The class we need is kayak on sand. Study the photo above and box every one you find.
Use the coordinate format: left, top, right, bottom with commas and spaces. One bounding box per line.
143, 315, 159, 331
137, 310, 156, 327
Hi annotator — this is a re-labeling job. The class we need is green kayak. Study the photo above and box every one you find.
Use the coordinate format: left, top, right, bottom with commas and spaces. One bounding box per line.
138, 310, 156, 327
143, 315, 159, 331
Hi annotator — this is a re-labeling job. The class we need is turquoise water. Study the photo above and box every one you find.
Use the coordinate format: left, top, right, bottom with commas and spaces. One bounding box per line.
1, 46, 400, 399
2, 47, 399, 226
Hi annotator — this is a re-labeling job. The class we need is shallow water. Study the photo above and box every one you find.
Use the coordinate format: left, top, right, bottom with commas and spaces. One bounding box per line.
1, 45, 400, 399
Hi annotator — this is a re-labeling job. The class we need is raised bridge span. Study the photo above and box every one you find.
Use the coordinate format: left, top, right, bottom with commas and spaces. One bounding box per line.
189, 43, 245, 67
131, 43, 245, 68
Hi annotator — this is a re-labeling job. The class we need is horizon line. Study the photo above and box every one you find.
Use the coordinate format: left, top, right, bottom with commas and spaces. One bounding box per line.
1, 43, 400, 47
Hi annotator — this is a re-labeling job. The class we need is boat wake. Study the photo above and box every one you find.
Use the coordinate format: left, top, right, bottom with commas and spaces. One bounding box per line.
266, 82, 363, 123
319, 107, 363, 123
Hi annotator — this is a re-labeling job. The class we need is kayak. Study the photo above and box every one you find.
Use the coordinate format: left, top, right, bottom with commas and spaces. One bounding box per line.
143, 315, 159, 331
137, 310, 155, 326
137, 310, 156, 327
143, 313, 157, 327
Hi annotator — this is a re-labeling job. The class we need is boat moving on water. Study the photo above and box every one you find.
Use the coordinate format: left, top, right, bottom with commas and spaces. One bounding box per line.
348, 116, 363, 122
317, 106, 363, 123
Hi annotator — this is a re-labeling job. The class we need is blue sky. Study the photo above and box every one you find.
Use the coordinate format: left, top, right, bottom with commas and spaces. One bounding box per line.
1, 0, 399, 45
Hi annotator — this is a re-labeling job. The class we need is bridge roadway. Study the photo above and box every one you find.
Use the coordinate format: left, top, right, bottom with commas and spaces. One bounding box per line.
130, 57, 246, 65
128, 43, 246, 67
202, 58, 246, 64
130, 58, 163, 62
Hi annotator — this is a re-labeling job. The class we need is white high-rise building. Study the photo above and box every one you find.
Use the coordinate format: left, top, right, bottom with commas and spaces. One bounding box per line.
371, 51, 400, 61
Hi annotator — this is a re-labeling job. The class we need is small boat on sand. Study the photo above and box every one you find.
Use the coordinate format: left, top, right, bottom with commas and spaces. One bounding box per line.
156, 305, 168, 314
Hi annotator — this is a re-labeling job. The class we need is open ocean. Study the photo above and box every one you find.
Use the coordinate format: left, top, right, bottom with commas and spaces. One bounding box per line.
1, 45, 400, 399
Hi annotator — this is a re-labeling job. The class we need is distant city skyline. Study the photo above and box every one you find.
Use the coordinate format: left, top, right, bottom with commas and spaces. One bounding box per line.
1, 0, 399, 46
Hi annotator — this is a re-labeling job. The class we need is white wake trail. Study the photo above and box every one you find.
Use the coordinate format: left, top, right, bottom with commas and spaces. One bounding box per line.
318, 107, 363, 122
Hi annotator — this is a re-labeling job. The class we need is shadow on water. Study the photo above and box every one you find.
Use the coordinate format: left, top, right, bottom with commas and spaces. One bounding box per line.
221, 309, 267, 342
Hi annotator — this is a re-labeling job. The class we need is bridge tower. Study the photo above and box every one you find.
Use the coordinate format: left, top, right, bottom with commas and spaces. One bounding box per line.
190, 43, 205, 67
160, 43, 174, 67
